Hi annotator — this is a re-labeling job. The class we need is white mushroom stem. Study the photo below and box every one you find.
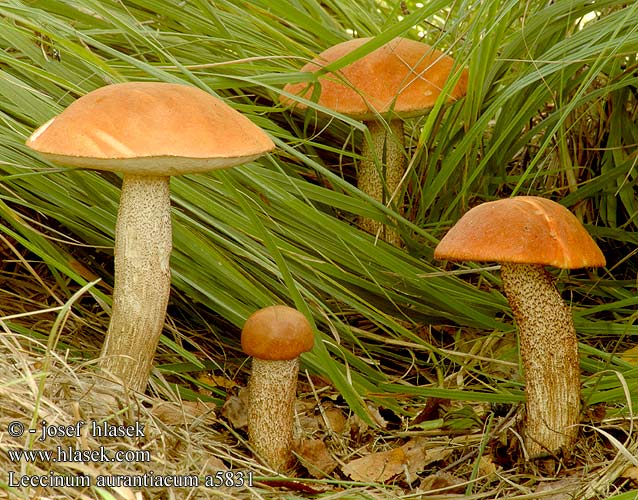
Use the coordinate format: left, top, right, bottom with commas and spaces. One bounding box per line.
358, 119, 405, 246
500, 263, 580, 458
247, 358, 299, 471
99, 174, 172, 392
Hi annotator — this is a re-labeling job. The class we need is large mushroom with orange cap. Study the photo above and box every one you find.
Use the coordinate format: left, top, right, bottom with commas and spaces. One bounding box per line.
241, 305, 314, 471
26, 82, 274, 392
434, 196, 605, 458
281, 37, 468, 245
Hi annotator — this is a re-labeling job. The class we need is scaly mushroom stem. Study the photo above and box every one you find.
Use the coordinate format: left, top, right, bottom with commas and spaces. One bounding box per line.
500, 263, 580, 458
247, 358, 299, 471
99, 174, 172, 392
359, 119, 405, 246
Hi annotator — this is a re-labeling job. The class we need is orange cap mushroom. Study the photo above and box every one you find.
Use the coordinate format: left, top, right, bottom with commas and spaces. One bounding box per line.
27, 82, 274, 392
282, 37, 468, 245
241, 305, 314, 470
435, 196, 605, 458
242, 305, 315, 361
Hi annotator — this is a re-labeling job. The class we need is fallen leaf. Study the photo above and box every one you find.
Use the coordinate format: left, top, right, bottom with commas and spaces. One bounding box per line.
341, 438, 429, 484
342, 447, 407, 482
419, 471, 464, 494
534, 478, 582, 500
420, 444, 455, 467
294, 438, 338, 478
411, 398, 446, 425
221, 388, 248, 429
152, 400, 216, 425
323, 407, 347, 434
400, 438, 428, 477
478, 455, 498, 478
367, 403, 388, 429
202, 456, 229, 475
621, 466, 638, 483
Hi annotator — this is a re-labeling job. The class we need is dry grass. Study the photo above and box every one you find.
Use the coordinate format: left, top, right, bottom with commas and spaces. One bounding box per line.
0, 256, 636, 500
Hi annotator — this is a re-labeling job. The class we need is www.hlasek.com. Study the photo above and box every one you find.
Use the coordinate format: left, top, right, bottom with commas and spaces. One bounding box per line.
6, 419, 253, 488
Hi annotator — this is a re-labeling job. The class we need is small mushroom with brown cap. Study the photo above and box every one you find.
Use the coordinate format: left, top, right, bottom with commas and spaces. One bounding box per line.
26, 82, 274, 392
434, 196, 605, 458
241, 305, 314, 471
281, 37, 468, 245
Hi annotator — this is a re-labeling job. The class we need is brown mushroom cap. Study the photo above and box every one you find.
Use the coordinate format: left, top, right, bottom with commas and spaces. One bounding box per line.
434, 196, 606, 269
26, 82, 275, 176
241, 305, 314, 361
281, 37, 468, 120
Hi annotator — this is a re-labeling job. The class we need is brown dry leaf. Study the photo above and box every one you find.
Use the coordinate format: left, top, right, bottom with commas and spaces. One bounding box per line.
420, 444, 455, 467
400, 438, 428, 476
367, 403, 388, 428
202, 456, 229, 475
323, 407, 347, 433
478, 455, 498, 478
534, 478, 582, 500
342, 438, 429, 484
295, 400, 324, 434
342, 446, 407, 482
152, 400, 216, 425
221, 387, 248, 429
294, 438, 338, 478
419, 471, 464, 494
621, 465, 638, 483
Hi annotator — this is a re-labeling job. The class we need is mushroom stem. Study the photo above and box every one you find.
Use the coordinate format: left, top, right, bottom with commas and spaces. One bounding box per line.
359, 119, 405, 246
500, 262, 580, 458
247, 358, 299, 471
99, 174, 172, 392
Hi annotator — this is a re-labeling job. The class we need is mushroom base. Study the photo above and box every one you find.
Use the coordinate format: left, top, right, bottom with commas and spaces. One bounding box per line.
247, 358, 299, 471
501, 263, 581, 458
99, 174, 172, 392
359, 119, 405, 246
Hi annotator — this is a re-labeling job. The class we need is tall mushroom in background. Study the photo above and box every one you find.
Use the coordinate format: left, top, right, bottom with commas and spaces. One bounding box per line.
241, 305, 314, 471
281, 37, 468, 246
26, 82, 274, 392
434, 196, 605, 458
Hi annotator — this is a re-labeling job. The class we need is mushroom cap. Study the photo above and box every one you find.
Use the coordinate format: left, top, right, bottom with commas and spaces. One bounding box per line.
241, 305, 314, 361
434, 196, 606, 269
281, 37, 468, 120
26, 82, 275, 176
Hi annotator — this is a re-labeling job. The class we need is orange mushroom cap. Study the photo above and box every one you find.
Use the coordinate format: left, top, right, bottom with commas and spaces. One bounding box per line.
434, 196, 606, 269
281, 37, 468, 120
241, 305, 314, 361
26, 82, 274, 176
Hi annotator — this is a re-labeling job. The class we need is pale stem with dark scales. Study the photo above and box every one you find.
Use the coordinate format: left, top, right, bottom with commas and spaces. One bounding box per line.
500, 262, 581, 458
358, 119, 405, 246
248, 358, 299, 471
99, 174, 172, 392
